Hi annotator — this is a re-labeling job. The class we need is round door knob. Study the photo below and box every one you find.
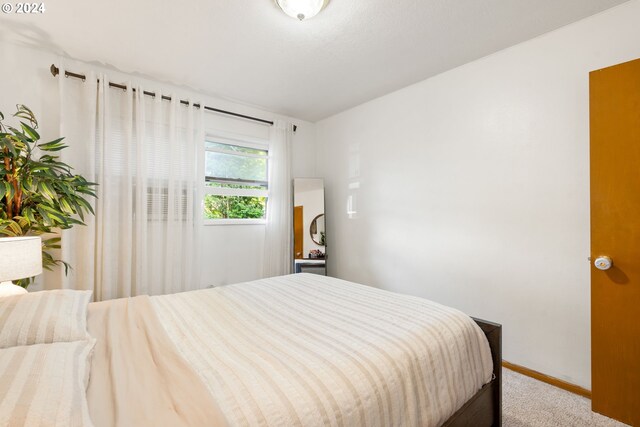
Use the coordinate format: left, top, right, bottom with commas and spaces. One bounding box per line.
594, 256, 613, 271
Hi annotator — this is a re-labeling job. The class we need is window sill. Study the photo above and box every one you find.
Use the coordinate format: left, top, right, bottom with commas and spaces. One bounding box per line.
204, 219, 266, 226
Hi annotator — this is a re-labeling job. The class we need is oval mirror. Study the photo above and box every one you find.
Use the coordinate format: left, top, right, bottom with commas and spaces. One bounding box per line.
310, 214, 325, 246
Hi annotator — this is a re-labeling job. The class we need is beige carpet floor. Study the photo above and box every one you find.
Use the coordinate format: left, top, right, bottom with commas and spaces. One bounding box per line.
503, 368, 629, 427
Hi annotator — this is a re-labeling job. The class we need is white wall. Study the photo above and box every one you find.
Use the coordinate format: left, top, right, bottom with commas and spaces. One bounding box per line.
0, 39, 317, 290
315, 0, 640, 389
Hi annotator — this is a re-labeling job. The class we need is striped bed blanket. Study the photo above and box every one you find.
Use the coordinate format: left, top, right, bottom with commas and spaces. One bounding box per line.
151, 274, 493, 427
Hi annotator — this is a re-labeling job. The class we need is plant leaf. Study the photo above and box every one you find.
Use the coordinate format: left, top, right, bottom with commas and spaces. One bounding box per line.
20, 122, 40, 141
4, 182, 13, 201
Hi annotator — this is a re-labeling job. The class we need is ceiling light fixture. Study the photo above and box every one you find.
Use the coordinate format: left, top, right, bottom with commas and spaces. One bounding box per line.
275, 0, 329, 21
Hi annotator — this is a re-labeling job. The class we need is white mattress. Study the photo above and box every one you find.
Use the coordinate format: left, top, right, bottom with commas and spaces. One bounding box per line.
151, 274, 493, 427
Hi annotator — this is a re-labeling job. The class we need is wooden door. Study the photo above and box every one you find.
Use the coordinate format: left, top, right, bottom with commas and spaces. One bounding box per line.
294, 206, 303, 259
590, 58, 640, 426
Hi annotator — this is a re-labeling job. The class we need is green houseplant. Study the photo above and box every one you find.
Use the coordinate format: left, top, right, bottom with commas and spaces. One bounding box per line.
0, 105, 96, 287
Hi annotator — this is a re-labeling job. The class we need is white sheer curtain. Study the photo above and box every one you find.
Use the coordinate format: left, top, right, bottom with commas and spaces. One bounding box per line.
263, 120, 294, 278
58, 69, 203, 300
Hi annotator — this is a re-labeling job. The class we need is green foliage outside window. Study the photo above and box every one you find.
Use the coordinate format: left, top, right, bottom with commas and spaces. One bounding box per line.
204, 185, 266, 219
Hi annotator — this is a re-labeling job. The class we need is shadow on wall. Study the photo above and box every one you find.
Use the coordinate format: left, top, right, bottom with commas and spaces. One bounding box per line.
0, 17, 193, 94
0, 18, 66, 53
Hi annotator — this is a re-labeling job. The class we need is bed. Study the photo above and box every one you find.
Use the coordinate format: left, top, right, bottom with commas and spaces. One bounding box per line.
0, 273, 501, 426
87, 273, 501, 427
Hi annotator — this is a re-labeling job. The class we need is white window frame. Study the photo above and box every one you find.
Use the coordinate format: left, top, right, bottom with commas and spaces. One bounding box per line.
203, 133, 269, 226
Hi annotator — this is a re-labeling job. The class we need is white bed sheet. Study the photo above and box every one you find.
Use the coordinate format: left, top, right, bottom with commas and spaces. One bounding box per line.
151, 274, 493, 427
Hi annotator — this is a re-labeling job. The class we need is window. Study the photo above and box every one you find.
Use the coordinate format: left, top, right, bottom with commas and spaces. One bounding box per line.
204, 137, 269, 223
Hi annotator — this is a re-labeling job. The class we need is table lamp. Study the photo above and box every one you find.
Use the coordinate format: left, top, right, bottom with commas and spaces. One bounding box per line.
0, 236, 43, 297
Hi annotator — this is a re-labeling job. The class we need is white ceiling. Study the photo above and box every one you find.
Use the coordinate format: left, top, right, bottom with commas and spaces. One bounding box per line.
0, 0, 629, 121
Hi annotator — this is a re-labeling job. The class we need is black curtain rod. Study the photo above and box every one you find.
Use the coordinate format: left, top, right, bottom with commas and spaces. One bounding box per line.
50, 64, 297, 132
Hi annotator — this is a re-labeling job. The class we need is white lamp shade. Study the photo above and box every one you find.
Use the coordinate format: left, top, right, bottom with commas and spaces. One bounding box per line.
275, 0, 328, 21
0, 236, 43, 282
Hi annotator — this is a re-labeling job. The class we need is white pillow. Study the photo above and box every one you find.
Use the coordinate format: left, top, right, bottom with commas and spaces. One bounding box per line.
0, 290, 92, 348
0, 340, 96, 427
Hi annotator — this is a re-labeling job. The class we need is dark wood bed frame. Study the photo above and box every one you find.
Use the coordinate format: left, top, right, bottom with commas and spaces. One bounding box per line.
441, 318, 502, 427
